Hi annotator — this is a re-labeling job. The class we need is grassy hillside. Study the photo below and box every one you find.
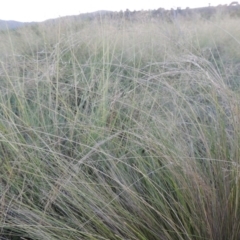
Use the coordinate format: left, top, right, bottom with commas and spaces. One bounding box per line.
0, 12, 240, 239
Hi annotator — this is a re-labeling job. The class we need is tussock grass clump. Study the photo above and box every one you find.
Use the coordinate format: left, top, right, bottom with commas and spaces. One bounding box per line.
0, 14, 240, 240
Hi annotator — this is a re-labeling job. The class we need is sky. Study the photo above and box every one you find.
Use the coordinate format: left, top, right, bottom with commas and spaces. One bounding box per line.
0, 0, 237, 22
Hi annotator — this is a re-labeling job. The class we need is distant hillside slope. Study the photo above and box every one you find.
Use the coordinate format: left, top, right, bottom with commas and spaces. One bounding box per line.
0, 11, 111, 31
1, 4, 240, 31
0, 20, 34, 31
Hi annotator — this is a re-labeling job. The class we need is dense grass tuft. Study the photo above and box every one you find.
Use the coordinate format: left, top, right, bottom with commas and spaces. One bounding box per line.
0, 14, 240, 240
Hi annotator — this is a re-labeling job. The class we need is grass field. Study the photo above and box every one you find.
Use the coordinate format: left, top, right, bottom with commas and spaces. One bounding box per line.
0, 11, 240, 239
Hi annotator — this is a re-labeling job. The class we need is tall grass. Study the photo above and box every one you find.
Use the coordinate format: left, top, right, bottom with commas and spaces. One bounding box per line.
0, 13, 240, 239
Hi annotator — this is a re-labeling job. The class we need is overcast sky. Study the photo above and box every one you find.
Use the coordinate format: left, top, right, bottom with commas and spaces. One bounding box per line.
0, 0, 236, 22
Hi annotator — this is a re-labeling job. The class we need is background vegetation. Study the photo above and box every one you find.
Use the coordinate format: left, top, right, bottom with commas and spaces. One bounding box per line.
0, 9, 240, 239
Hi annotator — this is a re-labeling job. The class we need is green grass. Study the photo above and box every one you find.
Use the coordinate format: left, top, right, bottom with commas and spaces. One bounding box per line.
0, 13, 240, 239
